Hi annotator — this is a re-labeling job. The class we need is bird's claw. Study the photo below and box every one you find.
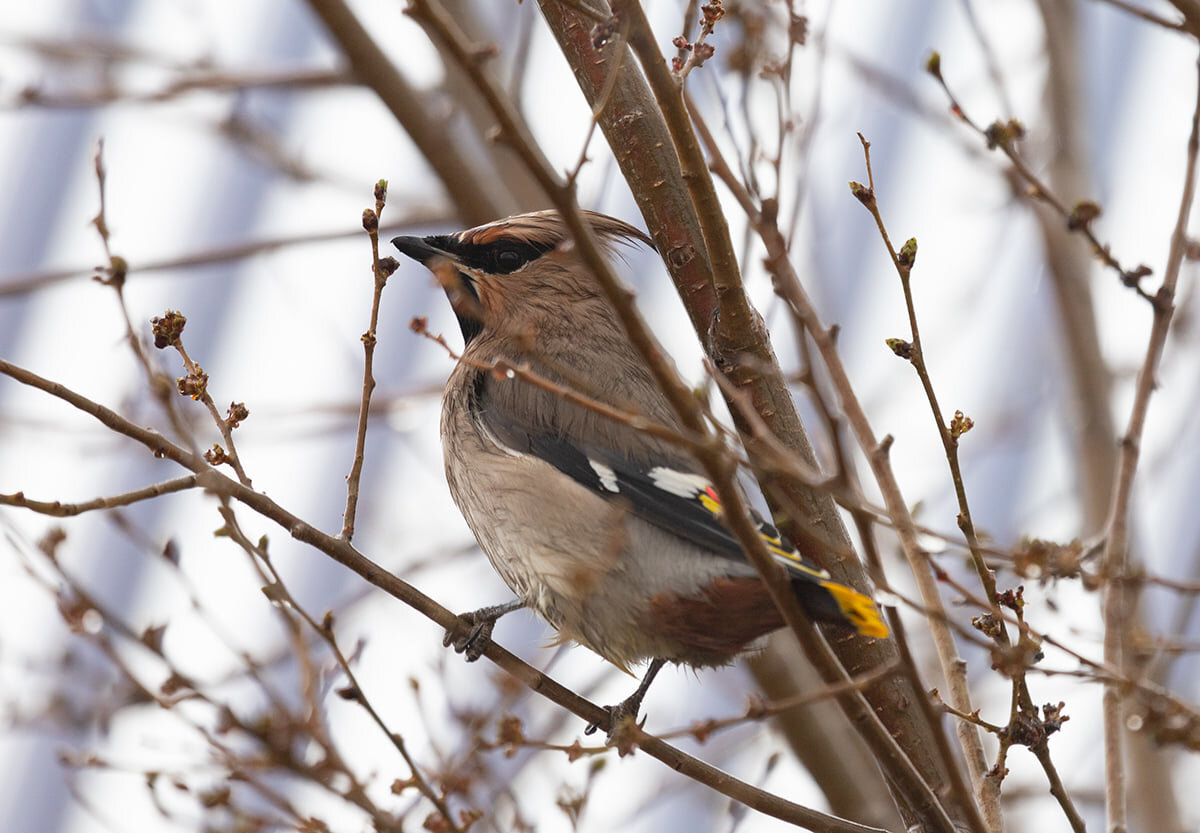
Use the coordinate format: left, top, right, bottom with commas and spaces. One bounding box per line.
583, 658, 663, 745
584, 698, 645, 745
443, 613, 496, 662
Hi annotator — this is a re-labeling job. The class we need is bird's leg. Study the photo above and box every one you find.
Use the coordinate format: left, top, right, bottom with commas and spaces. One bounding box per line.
443, 599, 526, 662
585, 657, 666, 741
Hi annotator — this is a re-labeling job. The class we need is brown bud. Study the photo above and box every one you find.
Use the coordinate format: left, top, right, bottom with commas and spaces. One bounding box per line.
886, 338, 913, 360
925, 51, 942, 78
950, 409, 974, 441
1067, 200, 1102, 231
849, 181, 874, 206
176, 366, 208, 400
377, 256, 399, 279
151, 310, 187, 349
701, 0, 726, 28
226, 401, 249, 428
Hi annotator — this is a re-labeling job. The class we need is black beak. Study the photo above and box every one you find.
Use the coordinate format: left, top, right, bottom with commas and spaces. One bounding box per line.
391, 236, 446, 265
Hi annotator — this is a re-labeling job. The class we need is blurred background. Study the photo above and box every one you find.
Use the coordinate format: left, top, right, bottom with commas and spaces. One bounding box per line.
1, 0, 1198, 831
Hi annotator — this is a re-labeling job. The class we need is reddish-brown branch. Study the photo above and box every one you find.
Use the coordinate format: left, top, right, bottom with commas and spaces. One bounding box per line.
536, 0, 720, 328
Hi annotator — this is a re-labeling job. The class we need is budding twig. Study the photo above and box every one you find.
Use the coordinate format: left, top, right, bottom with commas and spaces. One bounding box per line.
342, 180, 399, 541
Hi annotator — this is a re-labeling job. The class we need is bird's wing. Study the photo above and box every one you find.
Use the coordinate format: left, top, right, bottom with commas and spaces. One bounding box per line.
527, 433, 828, 577
471, 373, 888, 637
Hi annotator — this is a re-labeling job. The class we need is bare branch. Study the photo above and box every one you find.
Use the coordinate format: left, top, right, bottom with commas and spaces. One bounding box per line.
1100, 53, 1200, 833
0, 214, 450, 298
342, 181, 399, 540
0, 476, 200, 516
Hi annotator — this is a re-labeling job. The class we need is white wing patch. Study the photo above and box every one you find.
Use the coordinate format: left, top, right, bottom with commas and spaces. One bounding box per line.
589, 459, 620, 492
648, 467, 712, 497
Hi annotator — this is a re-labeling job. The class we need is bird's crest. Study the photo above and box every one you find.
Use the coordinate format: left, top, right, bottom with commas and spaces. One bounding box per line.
454, 210, 654, 254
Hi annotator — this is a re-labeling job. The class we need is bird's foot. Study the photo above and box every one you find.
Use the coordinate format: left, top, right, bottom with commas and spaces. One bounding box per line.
443, 599, 525, 662
583, 658, 665, 747
584, 696, 647, 747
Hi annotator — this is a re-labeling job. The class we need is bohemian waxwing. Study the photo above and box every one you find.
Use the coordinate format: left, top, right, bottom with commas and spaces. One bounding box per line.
392, 210, 887, 735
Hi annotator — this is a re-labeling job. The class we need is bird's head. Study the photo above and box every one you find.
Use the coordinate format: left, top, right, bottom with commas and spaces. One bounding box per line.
392, 210, 652, 346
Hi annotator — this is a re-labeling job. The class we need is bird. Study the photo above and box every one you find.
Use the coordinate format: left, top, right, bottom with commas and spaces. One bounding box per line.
392, 210, 887, 738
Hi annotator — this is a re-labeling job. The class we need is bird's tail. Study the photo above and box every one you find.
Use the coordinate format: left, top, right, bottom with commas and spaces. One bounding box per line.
792, 577, 889, 638
819, 580, 889, 637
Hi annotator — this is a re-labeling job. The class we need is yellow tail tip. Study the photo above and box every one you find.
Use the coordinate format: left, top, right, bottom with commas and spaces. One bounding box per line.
821, 581, 890, 638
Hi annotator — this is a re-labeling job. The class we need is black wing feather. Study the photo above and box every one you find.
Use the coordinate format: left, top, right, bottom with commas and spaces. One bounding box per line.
470, 369, 831, 582
528, 434, 746, 560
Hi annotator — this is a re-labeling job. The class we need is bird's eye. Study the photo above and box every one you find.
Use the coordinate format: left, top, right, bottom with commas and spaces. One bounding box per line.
494, 247, 525, 272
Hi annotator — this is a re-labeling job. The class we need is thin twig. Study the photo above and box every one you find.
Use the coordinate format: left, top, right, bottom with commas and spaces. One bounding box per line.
852, 132, 1094, 833
655, 660, 902, 743
1100, 54, 1200, 833
12, 67, 354, 109
672, 0, 724, 82
0, 214, 451, 299
168, 336, 252, 486
926, 54, 1159, 306
0, 475, 200, 516
222, 509, 464, 832
342, 181, 396, 540
88, 140, 200, 456
848, 133, 1002, 829
851, 134, 998, 610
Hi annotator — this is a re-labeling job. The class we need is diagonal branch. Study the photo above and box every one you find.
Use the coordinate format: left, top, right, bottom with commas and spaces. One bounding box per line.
304, 0, 509, 225
0, 353, 886, 833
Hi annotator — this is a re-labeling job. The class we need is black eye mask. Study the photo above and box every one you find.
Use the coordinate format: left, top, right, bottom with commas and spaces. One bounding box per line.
425, 236, 553, 275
